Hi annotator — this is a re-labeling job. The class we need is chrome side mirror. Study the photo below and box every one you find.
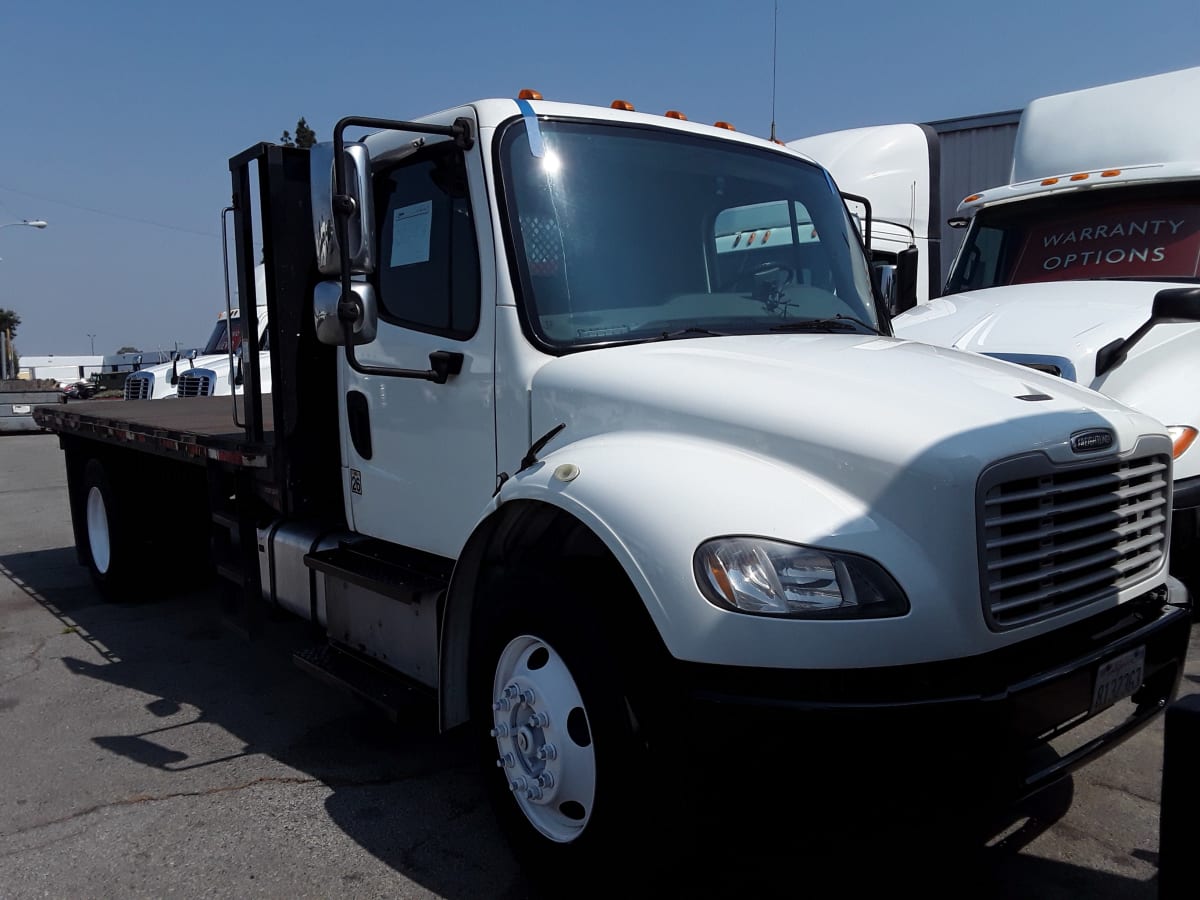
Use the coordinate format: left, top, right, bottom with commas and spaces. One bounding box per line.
311, 141, 376, 276
314, 281, 378, 346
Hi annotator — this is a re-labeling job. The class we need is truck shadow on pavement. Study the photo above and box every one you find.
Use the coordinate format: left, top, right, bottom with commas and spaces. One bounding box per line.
0, 546, 1163, 900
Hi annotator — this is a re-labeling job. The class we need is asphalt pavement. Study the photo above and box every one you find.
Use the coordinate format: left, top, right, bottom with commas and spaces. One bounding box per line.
2, 431, 1198, 899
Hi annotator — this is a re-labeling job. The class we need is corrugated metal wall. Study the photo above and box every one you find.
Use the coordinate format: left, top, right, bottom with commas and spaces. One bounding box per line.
926, 112, 1021, 292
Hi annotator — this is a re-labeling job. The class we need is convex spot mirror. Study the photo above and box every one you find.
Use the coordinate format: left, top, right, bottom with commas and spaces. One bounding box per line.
314, 281, 378, 346
311, 141, 376, 276
1152, 286, 1200, 322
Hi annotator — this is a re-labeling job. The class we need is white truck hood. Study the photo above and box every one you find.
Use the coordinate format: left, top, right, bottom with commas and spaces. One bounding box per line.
530, 333, 1162, 509
893, 281, 1200, 480
892, 281, 1163, 383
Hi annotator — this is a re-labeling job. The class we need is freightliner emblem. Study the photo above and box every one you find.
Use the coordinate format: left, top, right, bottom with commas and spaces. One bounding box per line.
1070, 429, 1115, 453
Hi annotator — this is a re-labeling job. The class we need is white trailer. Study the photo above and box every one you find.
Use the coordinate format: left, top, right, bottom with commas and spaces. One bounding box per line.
787, 111, 1019, 307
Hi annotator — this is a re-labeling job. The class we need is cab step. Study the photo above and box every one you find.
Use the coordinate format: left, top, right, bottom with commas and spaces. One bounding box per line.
292, 642, 432, 722
304, 538, 451, 604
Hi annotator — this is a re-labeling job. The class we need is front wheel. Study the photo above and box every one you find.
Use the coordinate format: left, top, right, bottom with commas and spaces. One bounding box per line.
471, 579, 691, 896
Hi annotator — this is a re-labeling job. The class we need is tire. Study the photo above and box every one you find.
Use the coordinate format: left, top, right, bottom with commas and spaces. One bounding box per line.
81, 458, 133, 600
470, 574, 693, 898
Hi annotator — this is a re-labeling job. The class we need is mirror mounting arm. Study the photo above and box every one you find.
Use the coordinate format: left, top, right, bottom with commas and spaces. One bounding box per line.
341, 323, 463, 384
1095, 286, 1200, 377
451, 117, 474, 151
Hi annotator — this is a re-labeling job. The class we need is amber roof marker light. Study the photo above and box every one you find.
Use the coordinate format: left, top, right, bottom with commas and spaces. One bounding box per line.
611, 100, 635, 111
518, 89, 543, 100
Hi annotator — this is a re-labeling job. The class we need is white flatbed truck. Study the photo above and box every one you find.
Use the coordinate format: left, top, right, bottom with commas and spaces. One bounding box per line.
32, 93, 1191, 890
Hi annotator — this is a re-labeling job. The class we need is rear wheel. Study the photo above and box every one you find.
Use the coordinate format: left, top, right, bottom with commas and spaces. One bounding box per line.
471, 575, 691, 897
81, 459, 132, 600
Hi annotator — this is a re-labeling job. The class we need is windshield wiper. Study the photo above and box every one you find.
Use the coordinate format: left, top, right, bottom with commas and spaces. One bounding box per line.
769, 315, 881, 335
650, 327, 729, 341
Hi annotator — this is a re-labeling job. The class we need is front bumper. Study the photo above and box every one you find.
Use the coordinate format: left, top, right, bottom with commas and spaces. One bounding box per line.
680, 582, 1191, 805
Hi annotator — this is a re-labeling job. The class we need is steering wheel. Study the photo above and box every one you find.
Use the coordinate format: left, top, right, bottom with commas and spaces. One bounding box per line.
749, 261, 796, 285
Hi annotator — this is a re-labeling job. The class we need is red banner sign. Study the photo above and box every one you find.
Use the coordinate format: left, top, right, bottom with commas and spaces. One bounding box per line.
1010, 205, 1200, 284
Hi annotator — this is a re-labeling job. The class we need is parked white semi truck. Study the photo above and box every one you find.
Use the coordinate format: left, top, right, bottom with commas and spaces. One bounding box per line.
124, 266, 271, 399
172, 306, 272, 398
34, 93, 1191, 891
890, 67, 1200, 595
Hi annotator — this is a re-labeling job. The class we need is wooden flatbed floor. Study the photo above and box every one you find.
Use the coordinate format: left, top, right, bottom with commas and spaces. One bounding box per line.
33, 397, 273, 468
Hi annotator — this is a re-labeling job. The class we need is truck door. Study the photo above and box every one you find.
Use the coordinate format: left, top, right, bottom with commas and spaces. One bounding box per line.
341, 114, 496, 559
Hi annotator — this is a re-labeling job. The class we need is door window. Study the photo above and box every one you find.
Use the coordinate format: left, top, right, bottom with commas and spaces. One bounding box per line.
373, 144, 480, 338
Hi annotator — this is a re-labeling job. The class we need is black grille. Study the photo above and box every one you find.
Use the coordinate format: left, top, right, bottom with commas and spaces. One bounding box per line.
979, 453, 1170, 629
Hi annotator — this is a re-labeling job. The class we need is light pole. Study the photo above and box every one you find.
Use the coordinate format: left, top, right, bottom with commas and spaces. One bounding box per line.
87, 333, 96, 355
0, 219, 48, 380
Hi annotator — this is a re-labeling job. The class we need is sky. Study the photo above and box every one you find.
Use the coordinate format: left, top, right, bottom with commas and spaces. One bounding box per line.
1, 0, 1197, 356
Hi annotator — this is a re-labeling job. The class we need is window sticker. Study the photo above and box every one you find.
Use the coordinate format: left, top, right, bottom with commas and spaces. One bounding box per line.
390, 200, 433, 267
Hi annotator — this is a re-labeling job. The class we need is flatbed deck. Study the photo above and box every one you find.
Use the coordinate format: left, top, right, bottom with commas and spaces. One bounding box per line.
33, 397, 273, 468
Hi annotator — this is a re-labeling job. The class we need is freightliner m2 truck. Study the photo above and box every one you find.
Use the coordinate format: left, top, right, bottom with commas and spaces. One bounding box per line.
33, 94, 1191, 889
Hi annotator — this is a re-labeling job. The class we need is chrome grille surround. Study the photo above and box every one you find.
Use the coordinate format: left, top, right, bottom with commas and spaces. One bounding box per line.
176, 368, 216, 398
978, 441, 1171, 631
123, 372, 153, 400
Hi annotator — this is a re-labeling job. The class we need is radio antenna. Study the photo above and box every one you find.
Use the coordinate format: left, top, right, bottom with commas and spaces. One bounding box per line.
769, 0, 779, 142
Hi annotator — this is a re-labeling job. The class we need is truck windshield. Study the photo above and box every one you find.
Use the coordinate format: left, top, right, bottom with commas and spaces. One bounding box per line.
496, 119, 878, 349
202, 318, 240, 355
199, 316, 270, 355
946, 184, 1200, 293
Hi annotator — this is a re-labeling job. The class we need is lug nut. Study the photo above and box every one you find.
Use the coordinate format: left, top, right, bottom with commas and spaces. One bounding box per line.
498, 752, 516, 768
527, 711, 550, 728
519, 689, 536, 704
525, 785, 544, 800
510, 776, 529, 792
504, 683, 520, 699
493, 698, 512, 711
537, 771, 555, 789
536, 743, 558, 761
490, 723, 511, 738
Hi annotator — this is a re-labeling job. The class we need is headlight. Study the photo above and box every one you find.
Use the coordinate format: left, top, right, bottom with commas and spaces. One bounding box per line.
1167, 426, 1197, 459
695, 537, 909, 619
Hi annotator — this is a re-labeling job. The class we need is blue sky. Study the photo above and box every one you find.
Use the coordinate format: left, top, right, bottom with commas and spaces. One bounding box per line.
1, 0, 1196, 356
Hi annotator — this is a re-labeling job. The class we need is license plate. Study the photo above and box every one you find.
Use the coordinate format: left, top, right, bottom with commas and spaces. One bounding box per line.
12, 404, 31, 414
1091, 645, 1145, 712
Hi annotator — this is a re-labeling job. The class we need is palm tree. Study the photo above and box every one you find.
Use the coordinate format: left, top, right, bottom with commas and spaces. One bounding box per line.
0, 308, 20, 380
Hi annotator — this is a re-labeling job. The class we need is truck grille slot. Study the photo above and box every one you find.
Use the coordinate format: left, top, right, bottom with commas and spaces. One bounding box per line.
124, 374, 152, 400
980, 454, 1169, 630
177, 371, 215, 398
1022, 362, 1062, 377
